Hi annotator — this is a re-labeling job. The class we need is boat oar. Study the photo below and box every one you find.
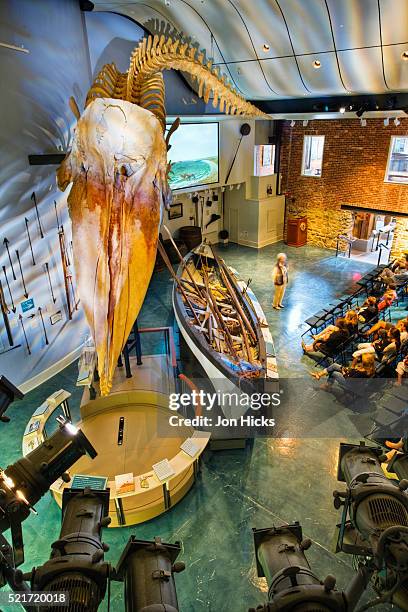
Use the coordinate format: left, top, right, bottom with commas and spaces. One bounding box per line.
161, 224, 203, 296
211, 246, 257, 344
156, 240, 202, 327
202, 266, 243, 369
237, 311, 253, 363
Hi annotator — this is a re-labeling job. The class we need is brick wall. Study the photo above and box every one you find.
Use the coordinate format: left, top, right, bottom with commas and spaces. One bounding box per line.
280, 118, 408, 251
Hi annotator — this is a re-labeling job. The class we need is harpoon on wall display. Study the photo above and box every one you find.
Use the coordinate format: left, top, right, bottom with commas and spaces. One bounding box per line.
166, 122, 219, 190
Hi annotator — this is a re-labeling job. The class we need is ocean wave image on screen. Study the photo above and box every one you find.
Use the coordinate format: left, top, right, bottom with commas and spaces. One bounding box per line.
166, 122, 219, 190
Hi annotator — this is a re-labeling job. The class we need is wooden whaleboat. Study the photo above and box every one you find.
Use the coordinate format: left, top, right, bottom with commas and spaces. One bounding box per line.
171, 242, 278, 395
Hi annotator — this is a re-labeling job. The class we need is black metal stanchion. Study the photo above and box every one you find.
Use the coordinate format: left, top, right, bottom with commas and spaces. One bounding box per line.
123, 344, 132, 378
134, 320, 143, 366
377, 245, 383, 267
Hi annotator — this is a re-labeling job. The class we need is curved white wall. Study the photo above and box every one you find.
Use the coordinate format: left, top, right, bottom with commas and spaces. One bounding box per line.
0, 0, 91, 390
0, 3, 253, 391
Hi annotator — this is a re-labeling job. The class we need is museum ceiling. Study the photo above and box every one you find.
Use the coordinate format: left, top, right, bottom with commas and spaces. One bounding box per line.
92, 0, 408, 100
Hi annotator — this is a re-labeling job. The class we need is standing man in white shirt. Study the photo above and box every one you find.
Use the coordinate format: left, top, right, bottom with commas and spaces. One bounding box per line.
272, 252, 288, 310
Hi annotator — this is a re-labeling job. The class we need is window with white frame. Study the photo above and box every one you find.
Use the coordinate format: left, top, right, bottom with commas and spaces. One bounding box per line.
301, 135, 325, 177
385, 136, 408, 184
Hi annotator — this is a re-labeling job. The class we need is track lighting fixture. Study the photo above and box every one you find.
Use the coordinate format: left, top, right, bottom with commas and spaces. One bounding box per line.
384, 117, 390, 126
394, 117, 401, 126
0, 42, 29, 54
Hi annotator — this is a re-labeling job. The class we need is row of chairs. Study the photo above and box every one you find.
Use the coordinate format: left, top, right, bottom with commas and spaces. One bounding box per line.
301, 263, 408, 373
300, 262, 389, 339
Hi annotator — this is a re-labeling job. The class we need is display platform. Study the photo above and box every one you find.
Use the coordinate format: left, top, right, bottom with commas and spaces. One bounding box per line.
51, 390, 209, 527
23, 351, 210, 527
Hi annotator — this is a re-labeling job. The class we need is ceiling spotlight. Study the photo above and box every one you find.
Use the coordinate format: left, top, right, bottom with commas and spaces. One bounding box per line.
290, 119, 296, 127
394, 117, 401, 126
339, 106, 346, 114
303, 119, 308, 127
360, 118, 367, 127
384, 117, 390, 126
313, 60, 321, 69
401, 51, 408, 61
263, 43, 270, 52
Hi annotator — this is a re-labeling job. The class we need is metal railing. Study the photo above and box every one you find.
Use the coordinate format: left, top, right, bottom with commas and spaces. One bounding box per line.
336, 234, 355, 258
376, 242, 391, 267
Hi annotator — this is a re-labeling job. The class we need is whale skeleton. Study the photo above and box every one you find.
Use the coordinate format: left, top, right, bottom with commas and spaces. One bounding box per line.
57, 28, 268, 396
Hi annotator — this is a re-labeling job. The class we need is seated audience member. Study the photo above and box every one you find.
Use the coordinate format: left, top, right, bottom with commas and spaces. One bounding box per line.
352, 327, 401, 363
378, 286, 397, 311
396, 355, 408, 386
344, 310, 359, 334
364, 316, 408, 339
302, 318, 349, 360
310, 310, 358, 342
310, 353, 375, 391
357, 296, 378, 323
401, 321, 408, 346
380, 266, 408, 287
391, 253, 408, 273
382, 437, 407, 462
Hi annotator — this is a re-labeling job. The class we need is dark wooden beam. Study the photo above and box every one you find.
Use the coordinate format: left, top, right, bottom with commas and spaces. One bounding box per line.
341, 204, 408, 218
28, 153, 66, 166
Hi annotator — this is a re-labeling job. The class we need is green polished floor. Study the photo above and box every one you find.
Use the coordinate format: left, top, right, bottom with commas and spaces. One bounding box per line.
1, 242, 403, 611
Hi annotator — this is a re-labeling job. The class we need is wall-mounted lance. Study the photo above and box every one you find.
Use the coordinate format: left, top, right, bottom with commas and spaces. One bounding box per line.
38, 307, 49, 345
58, 228, 72, 319
2, 266, 16, 313
0, 278, 13, 347
15, 250, 28, 298
69, 274, 79, 313
44, 262, 56, 303
3, 238, 16, 280
54, 200, 60, 231
31, 191, 44, 239
60, 225, 71, 266
18, 314, 31, 355
24, 217, 36, 265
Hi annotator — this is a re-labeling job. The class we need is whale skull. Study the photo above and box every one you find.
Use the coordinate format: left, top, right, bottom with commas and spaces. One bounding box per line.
57, 98, 170, 395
